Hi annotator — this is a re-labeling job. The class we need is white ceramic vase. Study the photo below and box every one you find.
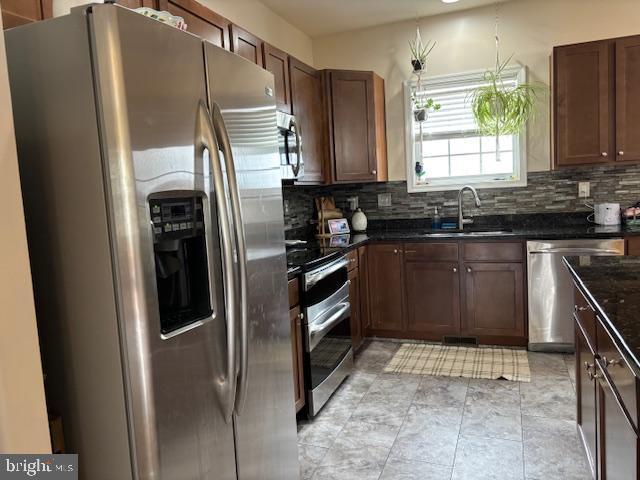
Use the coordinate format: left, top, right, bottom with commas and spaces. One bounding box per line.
351, 208, 367, 232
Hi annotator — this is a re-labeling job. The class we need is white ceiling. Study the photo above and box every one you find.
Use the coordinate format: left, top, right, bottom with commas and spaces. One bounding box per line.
260, 0, 510, 37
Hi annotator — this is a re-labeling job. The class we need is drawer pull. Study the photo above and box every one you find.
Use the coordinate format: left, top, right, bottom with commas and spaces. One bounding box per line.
588, 369, 601, 381
602, 356, 622, 368
466, 267, 472, 273
453, 267, 458, 273
576, 305, 590, 312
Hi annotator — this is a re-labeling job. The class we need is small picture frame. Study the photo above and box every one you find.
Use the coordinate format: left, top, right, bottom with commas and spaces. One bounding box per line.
327, 218, 350, 235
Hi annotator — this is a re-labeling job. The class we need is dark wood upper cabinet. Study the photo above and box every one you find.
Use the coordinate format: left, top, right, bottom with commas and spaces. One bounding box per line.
554, 34, 640, 168
368, 244, 404, 333
263, 43, 291, 113
462, 262, 526, 340
1, 0, 52, 29
324, 70, 387, 183
230, 24, 264, 67
289, 57, 326, 184
554, 40, 613, 167
115, 0, 156, 8
616, 35, 640, 163
158, 0, 230, 50
405, 260, 460, 338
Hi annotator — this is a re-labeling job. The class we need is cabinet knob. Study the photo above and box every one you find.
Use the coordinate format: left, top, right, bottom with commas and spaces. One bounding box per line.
619, 151, 625, 156
453, 267, 458, 273
601, 152, 608, 157
576, 305, 589, 312
393, 249, 398, 254
466, 267, 472, 273
371, 170, 377, 175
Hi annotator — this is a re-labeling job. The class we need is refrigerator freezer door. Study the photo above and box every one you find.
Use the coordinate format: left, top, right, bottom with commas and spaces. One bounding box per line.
204, 44, 300, 479
89, 6, 237, 480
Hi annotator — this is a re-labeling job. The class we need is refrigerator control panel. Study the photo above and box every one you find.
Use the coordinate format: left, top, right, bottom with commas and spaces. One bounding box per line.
150, 197, 205, 241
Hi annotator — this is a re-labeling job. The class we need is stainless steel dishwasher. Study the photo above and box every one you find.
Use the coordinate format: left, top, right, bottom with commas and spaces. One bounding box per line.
527, 238, 625, 352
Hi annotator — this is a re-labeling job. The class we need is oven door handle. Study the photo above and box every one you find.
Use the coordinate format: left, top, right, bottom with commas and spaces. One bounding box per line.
308, 299, 350, 351
305, 258, 349, 290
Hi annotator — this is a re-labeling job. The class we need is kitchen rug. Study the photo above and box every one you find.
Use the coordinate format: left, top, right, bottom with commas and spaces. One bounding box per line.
384, 343, 531, 382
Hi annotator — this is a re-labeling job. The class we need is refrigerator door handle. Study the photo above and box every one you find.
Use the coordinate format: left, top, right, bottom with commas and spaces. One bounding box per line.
195, 100, 237, 423
211, 102, 250, 416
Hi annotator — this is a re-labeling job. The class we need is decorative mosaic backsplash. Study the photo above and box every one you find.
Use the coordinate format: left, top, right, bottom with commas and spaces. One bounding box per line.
282, 164, 640, 231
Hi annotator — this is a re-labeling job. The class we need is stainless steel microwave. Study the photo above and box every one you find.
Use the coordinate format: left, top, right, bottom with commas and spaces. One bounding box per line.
277, 111, 303, 181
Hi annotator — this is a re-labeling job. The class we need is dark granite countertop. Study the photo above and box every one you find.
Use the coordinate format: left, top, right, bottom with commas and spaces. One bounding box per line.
564, 256, 640, 374
286, 222, 640, 273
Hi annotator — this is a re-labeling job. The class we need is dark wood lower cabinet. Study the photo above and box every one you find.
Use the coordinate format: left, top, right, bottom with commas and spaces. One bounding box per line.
348, 267, 363, 351
368, 244, 404, 333
576, 320, 598, 477
596, 360, 639, 479
366, 241, 526, 345
405, 261, 460, 338
462, 262, 526, 342
289, 305, 305, 413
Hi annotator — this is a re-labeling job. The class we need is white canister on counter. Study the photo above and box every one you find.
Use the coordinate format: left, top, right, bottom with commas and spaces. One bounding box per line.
351, 208, 368, 232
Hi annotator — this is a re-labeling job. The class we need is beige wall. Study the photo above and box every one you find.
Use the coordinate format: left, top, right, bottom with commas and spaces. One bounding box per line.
0, 17, 50, 453
313, 0, 640, 181
52, 0, 314, 65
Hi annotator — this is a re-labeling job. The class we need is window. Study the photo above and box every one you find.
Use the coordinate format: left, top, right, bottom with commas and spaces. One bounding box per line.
405, 66, 528, 192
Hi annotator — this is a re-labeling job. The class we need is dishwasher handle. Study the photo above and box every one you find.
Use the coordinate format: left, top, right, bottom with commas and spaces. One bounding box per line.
528, 248, 624, 255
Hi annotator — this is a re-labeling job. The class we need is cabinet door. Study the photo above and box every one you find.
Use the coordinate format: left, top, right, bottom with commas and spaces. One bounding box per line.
358, 246, 371, 332
158, 0, 230, 49
348, 267, 363, 351
405, 261, 460, 338
1, 0, 51, 29
289, 58, 326, 184
263, 43, 291, 113
368, 244, 404, 333
462, 262, 526, 339
554, 41, 613, 167
328, 71, 378, 182
596, 362, 639, 480
230, 24, 264, 67
576, 321, 598, 477
289, 306, 305, 413
616, 35, 640, 163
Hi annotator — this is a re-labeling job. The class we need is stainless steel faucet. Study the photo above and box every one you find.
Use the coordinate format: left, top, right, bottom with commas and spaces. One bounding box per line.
457, 185, 481, 229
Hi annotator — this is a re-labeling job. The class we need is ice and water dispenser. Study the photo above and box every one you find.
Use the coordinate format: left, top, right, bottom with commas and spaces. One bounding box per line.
149, 194, 213, 334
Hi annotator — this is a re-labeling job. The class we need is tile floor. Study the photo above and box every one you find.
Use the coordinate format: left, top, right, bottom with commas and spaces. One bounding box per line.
297, 340, 591, 480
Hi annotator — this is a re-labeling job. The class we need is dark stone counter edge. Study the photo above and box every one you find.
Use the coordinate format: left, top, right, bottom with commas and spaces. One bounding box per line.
288, 228, 640, 274
563, 257, 640, 376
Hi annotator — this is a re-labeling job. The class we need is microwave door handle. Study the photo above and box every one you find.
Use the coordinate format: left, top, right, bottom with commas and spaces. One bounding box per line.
211, 102, 249, 416
290, 117, 301, 177
196, 101, 237, 423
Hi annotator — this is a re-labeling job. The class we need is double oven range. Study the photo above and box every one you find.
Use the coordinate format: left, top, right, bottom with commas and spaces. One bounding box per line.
290, 250, 354, 416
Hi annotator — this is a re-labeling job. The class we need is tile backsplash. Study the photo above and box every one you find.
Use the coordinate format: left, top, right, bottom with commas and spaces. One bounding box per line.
282, 164, 640, 231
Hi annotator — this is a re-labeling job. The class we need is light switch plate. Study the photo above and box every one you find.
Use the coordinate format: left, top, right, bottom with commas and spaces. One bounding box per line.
378, 193, 392, 207
578, 181, 590, 198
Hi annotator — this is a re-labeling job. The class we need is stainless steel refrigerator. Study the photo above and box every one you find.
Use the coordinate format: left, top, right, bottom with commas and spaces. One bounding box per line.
5, 4, 299, 479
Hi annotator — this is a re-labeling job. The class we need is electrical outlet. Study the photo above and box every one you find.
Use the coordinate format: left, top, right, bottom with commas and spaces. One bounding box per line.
378, 193, 392, 207
347, 196, 359, 210
283, 199, 290, 215
578, 181, 590, 198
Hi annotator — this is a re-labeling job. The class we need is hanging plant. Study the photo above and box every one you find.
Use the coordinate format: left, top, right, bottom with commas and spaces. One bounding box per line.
411, 93, 441, 123
470, 55, 541, 137
469, 2, 544, 156
409, 27, 436, 73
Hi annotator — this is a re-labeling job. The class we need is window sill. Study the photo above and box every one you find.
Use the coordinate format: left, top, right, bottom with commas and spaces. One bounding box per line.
408, 177, 528, 193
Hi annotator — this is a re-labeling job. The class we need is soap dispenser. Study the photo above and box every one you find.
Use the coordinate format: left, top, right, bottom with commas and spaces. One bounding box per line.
432, 206, 442, 230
